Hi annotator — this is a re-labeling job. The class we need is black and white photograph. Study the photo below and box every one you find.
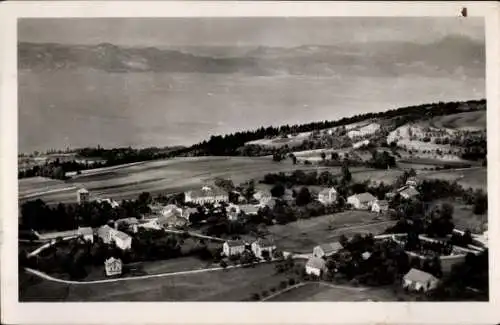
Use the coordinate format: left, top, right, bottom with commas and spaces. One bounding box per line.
2, 1, 500, 324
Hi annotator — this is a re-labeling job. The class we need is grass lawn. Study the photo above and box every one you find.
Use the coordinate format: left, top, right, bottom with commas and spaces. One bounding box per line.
420, 167, 487, 191
351, 168, 403, 185
433, 199, 487, 233
267, 282, 399, 301
266, 211, 395, 253
19, 156, 346, 204
20, 261, 302, 301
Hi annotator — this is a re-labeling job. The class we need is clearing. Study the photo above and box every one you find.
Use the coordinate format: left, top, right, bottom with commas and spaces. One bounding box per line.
20, 261, 304, 302
419, 167, 487, 191
267, 282, 398, 301
266, 211, 395, 253
18, 156, 344, 204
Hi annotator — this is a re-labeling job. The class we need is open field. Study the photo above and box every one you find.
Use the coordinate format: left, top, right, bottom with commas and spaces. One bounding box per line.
266, 211, 395, 253
246, 131, 311, 148
267, 282, 398, 301
419, 167, 487, 191
19, 176, 76, 199
19, 156, 346, 204
433, 199, 487, 233
19, 261, 304, 301
425, 110, 486, 131
351, 168, 403, 185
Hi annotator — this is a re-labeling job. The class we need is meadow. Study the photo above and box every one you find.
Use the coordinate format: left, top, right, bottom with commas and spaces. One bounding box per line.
20, 261, 303, 302
266, 211, 395, 253
419, 167, 487, 191
18, 156, 345, 204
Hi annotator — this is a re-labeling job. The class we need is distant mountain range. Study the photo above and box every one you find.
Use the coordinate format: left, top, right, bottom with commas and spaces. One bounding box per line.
19, 35, 485, 78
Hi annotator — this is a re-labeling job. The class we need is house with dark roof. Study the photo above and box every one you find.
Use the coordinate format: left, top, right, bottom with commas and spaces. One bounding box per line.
223, 240, 246, 256
305, 257, 327, 276
251, 238, 276, 259
347, 192, 377, 210
313, 242, 343, 258
402, 268, 439, 292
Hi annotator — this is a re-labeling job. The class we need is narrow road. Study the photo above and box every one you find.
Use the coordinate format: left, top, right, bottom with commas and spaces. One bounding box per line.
24, 260, 269, 285
261, 281, 368, 301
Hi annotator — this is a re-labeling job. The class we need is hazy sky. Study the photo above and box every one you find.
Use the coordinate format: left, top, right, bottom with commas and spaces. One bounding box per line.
18, 17, 484, 47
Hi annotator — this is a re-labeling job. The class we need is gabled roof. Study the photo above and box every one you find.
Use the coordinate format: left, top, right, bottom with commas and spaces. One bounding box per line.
113, 230, 131, 241
403, 268, 438, 283
317, 242, 343, 253
350, 192, 376, 203
319, 187, 337, 196
306, 257, 326, 269
225, 240, 246, 247
400, 187, 419, 197
77, 188, 89, 194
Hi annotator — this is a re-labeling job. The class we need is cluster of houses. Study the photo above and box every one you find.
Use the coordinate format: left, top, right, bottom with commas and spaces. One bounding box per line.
222, 238, 277, 260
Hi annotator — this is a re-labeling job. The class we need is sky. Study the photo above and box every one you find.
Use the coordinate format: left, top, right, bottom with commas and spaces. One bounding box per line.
18, 17, 485, 47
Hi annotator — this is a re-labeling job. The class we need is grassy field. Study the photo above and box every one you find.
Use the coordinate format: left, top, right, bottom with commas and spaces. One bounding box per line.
426, 110, 486, 131
432, 199, 487, 233
419, 167, 487, 191
20, 261, 303, 302
266, 211, 395, 253
19, 176, 76, 199
18, 156, 345, 204
267, 282, 398, 301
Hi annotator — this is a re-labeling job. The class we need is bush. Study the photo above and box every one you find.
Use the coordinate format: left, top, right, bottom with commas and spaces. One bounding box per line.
250, 293, 260, 301
279, 280, 288, 289
288, 278, 296, 286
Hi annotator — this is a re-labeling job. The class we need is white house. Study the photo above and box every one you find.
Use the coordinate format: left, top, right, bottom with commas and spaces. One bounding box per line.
371, 200, 389, 213
223, 240, 246, 257
97, 225, 115, 244
347, 193, 377, 210
240, 204, 259, 216
77, 227, 94, 243
312, 242, 343, 259
318, 187, 337, 205
305, 257, 327, 277
251, 238, 276, 259
361, 251, 372, 260
402, 268, 439, 292
104, 257, 122, 277
184, 185, 229, 205
113, 230, 132, 250
77, 188, 90, 204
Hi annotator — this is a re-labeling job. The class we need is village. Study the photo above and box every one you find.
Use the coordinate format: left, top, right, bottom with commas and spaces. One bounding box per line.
19, 163, 489, 301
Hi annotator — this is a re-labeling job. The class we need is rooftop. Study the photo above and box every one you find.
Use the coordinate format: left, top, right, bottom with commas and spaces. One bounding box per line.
350, 192, 376, 203
306, 257, 326, 269
114, 230, 131, 241
403, 268, 438, 283
225, 240, 246, 247
317, 242, 343, 253
400, 187, 419, 197
254, 238, 275, 248
319, 187, 337, 195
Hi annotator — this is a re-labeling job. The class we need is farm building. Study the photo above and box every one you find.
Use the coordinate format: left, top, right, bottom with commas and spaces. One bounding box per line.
77, 188, 90, 204
184, 185, 229, 205
223, 240, 246, 257
318, 187, 337, 205
97, 225, 132, 250
312, 242, 343, 258
347, 192, 377, 210
104, 257, 122, 277
114, 217, 139, 233
372, 200, 389, 213
305, 257, 327, 277
402, 268, 439, 292
251, 238, 276, 259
